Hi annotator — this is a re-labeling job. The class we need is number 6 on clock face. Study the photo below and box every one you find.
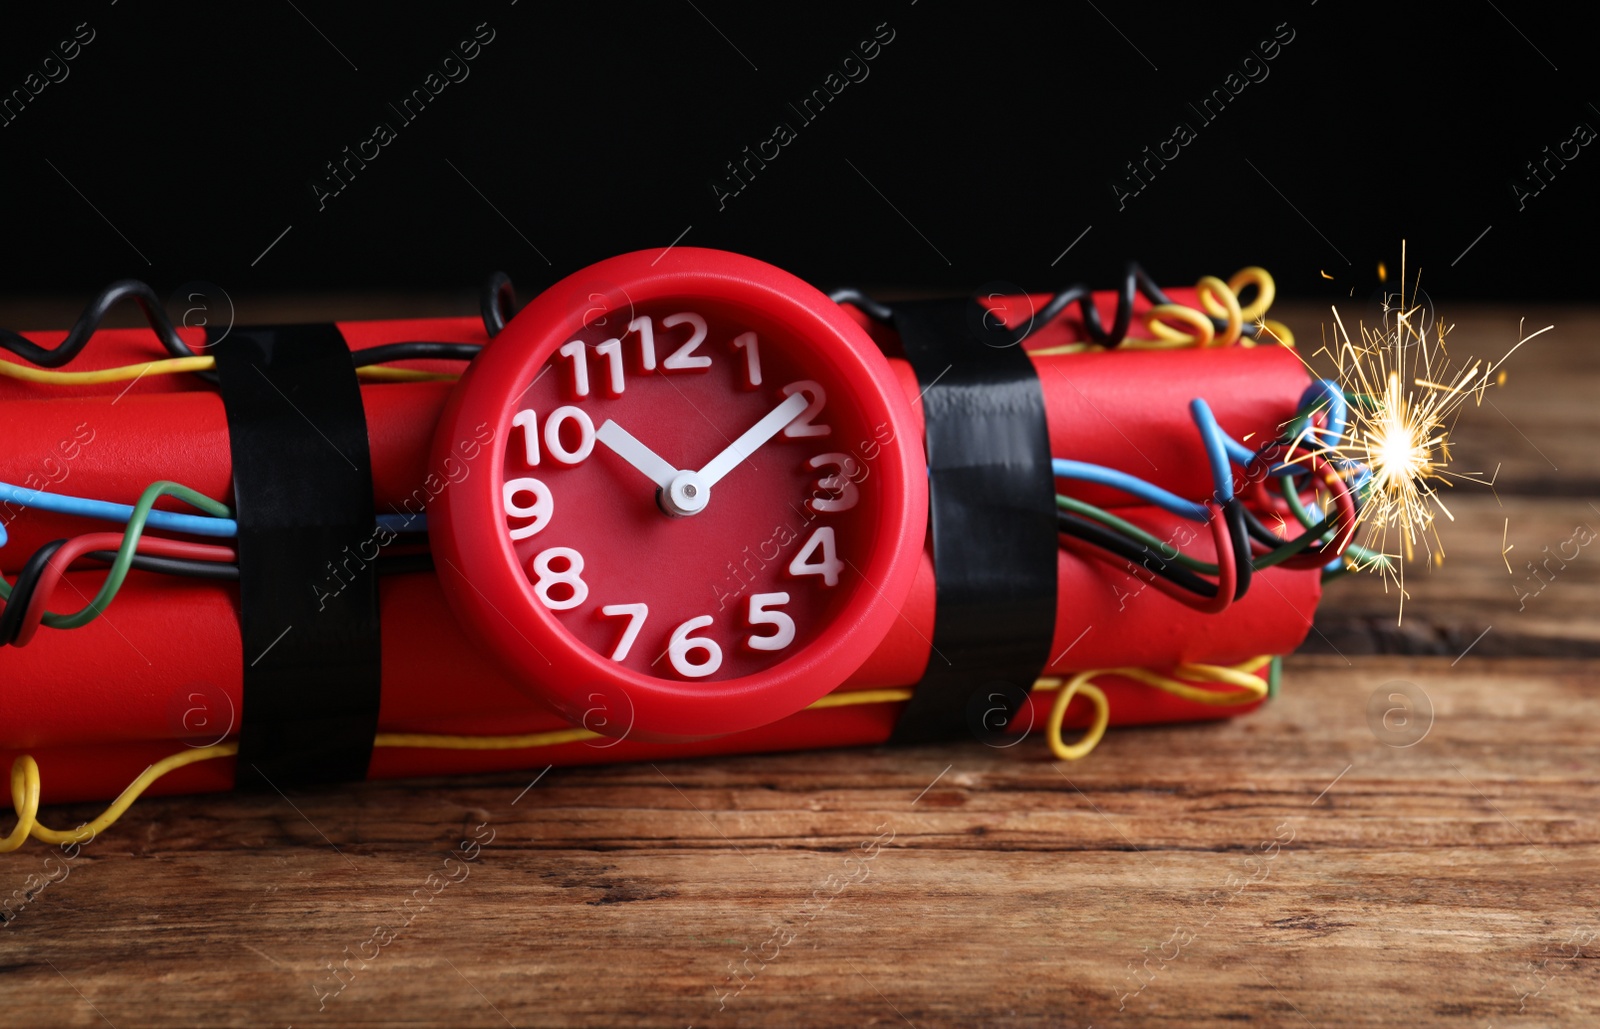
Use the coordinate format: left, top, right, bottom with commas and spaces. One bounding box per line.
430, 248, 927, 739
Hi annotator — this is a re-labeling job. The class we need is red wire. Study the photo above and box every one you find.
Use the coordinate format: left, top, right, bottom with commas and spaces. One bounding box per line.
1276, 454, 1358, 571
15, 532, 237, 646
1196, 502, 1237, 614
1061, 536, 1212, 610
1062, 502, 1235, 615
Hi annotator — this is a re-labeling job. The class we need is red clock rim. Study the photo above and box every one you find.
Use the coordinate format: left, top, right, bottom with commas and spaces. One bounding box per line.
429, 247, 928, 741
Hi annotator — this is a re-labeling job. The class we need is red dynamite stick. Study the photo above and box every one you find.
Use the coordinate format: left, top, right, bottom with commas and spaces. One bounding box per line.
1, 521, 1313, 752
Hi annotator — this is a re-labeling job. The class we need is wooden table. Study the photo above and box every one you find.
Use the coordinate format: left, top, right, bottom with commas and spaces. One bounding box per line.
2, 300, 1596, 1027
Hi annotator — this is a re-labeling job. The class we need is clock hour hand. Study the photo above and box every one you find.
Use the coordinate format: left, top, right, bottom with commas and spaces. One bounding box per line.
697, 392, 810, 488
596, 419, 680, 490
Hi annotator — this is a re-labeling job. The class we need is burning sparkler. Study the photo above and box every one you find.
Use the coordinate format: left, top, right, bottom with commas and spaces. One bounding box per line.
1290, 244, 1551, 621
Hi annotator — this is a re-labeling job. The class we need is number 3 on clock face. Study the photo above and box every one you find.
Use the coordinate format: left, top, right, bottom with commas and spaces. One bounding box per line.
430, 248, 927, 740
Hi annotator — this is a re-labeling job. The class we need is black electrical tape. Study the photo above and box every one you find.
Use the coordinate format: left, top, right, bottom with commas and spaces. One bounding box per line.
211, 324, 382, 791
887, 299, 1059, 744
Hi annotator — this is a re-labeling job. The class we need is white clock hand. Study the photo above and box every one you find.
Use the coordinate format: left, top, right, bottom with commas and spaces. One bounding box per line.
697, 392, 810, 487
596, 419, 680, 489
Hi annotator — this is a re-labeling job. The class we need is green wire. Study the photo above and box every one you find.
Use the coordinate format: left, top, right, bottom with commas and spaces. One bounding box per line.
1279, 474, 1324, 532
1057, 495, 1220, 574
1267, 654, 1282, 699
0, 480, 231, 628
44, 480, 231, 629
1281, 396, 1330, 450
1056, 492, 1341, 574
1277, 473, 1390, 572
1279, 388, 1367, 450
1057, 387, 1394, 588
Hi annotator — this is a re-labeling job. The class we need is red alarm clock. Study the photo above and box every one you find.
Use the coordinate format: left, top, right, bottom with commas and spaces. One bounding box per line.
429, 249, 928, 741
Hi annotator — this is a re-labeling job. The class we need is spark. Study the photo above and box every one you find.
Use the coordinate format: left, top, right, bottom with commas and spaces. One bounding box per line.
1293, 242, 1552, 622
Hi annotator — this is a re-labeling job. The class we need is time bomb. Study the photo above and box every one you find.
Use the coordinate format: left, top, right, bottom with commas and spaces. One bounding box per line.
0, 248, 1341, 825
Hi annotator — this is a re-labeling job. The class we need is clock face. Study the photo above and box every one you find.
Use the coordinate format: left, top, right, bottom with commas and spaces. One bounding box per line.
499, 299, 887, 684
431, 249, 926, 740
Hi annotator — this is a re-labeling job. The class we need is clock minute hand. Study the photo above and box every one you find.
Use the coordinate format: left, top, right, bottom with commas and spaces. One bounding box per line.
596, 419, 680, 489
697, 392, 810, 488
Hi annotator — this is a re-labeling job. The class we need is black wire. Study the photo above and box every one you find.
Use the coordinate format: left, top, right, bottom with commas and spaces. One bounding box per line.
1, 274, 509, 381
1241, 503, 1294, 549
83, 551, 240, 581
1058, 500, 1255, 602
0, 281, 201, 368
825, 288, 896, 323
1222, 497, 1253, 601
1025, 262, 1171, 346
0, 279, 220, 385
1055, 510, 1219, 599
0, 539, 66, 646
0, 546, 436, 650
830, 262, 1268, 347
1239, 481, 1349, 564
1232, 441, 1343, 563
351, 342, 482, 367
0, 548, 438, 650
79, 550, 437, 580
481, 271, 518, 338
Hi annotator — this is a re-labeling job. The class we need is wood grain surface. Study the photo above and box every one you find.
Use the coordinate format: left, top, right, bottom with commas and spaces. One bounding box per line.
1, 300, 1596, 1028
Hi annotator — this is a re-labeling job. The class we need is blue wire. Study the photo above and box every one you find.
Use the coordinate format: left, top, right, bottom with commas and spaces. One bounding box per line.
1245, 380, 1354, 478
1221, 434, 1258, 469
1049, 384, 1371, 535
0, 481, 237, 538
0, 482, 428, 540
1296, 379, 1347, 448
1052, 459, 1209, 521
1187, 399, 1234, 503
1295, 379, 1371, 492
1254, 382, 1339, 476
378, 512, 428, 534
1053, 400, 1245, 517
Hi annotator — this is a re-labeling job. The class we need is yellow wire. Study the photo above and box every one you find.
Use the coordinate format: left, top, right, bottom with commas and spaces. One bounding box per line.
1, 657, 1276, 851
0, 354, 461, 385
1028, 267, 1291, 355
1112, 657, 1271, 707
374, 728, 599, 750
356, 367, 461, 383
1230, 266, 1275, 322
1032, 656, 1270, 760
2, 744, 238, 851
1256, 318, 1295, 348
805, 688, 913, 708
1144, 303, 1216, 347
1195, 275, 1243, 347
0, 355, 216, 385
1038, 675, 1112, 760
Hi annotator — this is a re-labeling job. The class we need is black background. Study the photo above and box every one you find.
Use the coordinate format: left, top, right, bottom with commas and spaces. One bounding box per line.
0, 1, 1592, 304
